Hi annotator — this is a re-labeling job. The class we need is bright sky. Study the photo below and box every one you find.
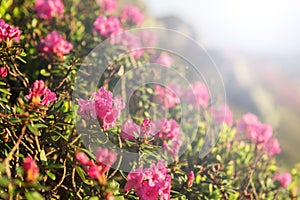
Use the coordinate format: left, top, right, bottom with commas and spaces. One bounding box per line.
143, 0, 300, 55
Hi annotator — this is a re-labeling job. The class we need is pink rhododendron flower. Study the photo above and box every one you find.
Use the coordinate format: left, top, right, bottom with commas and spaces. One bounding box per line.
154, 53, 173, 67
184, 82, 209, 108
22, 156, 39, 182
265, 138, 281, 156
77, 99, 96, 120
125, 160, 171, 200
96, 0, 117, 14
0, 19, 22, 44
138, 30, 158, 52
76, 148, 117, 184
120, 5, 144, 26
0, 67, 8, 78
211, 104, 233, 126
93, 15, 122, 38
34, 0, 64, 21
78, 87, 125, 130
110, 32, 144, 59
275, 172, 292, 188
153, 84, 180, 110
26, 80, 57, 107
237, 113, 273, 144
154, 118, 182, 159
187, 171, 194, 188
40, 31, 73, 58
121, 118, 140, 140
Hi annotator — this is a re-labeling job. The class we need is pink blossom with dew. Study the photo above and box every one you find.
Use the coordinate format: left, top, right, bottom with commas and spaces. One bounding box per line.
187, 171, 194, 188
77, 99, 96, 120
93, 15, 122, 38
34, 0, 64, 21
275, 172, 292, 188
154, 53, 173, 67
0, 67, 8, 78
40, 31, 73, 58
153, 84, 181, 110
96, 0, 117, 14
121, 118, 140, 140
22, 156, 39, 182
211, 104, 233, 126
0, 19, 22, 43
120, 5, 144, 26
265, 138, 281, 156
184, 82, 209, 108
125, 160, 171, 200
26, 80, 57, 107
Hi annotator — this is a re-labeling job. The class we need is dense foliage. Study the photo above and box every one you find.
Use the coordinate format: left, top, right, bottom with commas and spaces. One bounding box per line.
0, 0, 299, 199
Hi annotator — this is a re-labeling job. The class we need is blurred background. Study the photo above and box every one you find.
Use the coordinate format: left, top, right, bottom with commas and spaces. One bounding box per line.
138, 0, 300, 168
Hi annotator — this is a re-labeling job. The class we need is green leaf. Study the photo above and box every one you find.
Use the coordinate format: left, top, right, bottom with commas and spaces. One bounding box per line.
40, 150, 47, 162
0, 176, 10, 187
75, 166, 86, 182
89, 197, 99, 200
26, 124, 40, 136
0, 88, 11, 95
25, 191, 44, 200
46, 171, 56, 180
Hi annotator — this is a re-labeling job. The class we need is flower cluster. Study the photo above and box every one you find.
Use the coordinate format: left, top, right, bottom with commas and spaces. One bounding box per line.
237, 113, 281, 156
77, 87, 125, 130
93, 15, 122, 38
40, 31, 73, 58
125, 160, 171, 200
154, 118, 182, 159
154, 53, 173, 67
185, 82, 210, 108
22, 156, 39, 183
153, 83, 181, 109
211, 104, 233, 126
275, 172, 292, 188
25, 80, 57, 107
120, 5, 144, 26
0, 19, 22, 44
96, 0, 117, 14
34, 0, 64, 21
76, 148, 117, 185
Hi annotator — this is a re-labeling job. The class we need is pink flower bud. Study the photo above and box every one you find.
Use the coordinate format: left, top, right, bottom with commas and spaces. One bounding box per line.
187, 171, 194, 188
76, 152, 91, 165
0, 67, 8, 78
22, 156, 39, 182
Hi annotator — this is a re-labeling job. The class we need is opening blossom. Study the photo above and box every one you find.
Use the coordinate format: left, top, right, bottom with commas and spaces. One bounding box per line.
22, 156, 39, 183
40, 31, 73, 59
25, 80, 57, 107
76, 148, 117, 185
120, 5, 144, 26
187, 171, 194, 188
0, 19, 22, 46
275, 172, 292, 188
34, 0, 64, 21
125, 160, 171, 200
